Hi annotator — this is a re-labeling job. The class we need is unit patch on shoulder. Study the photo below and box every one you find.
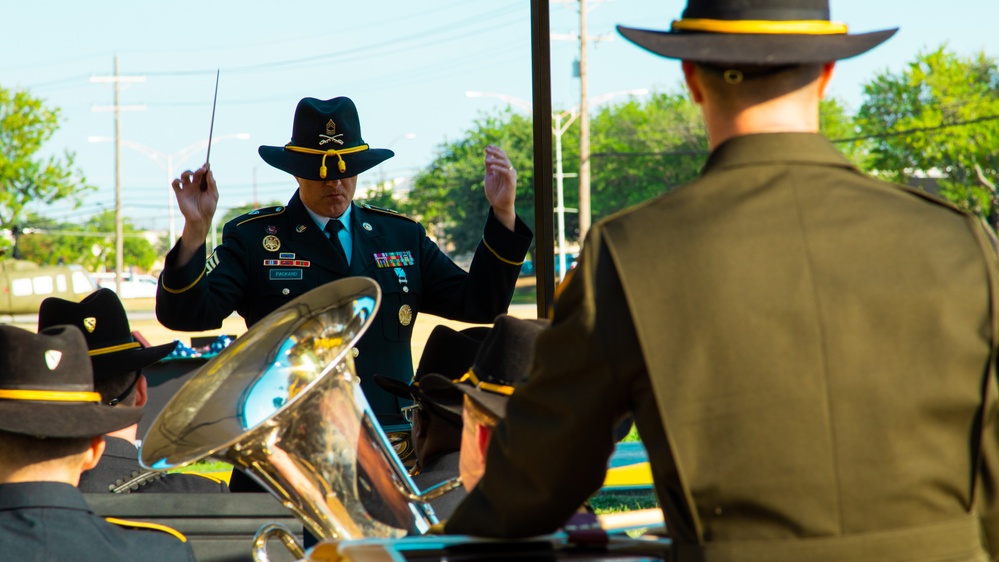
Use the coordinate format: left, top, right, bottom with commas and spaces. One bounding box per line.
205, 251, 221, 274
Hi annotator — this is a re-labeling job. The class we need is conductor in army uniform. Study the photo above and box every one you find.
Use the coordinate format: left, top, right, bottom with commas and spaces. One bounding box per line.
0, 325, 195, 561
444, 1, 999, 560
157, 96, 532, 422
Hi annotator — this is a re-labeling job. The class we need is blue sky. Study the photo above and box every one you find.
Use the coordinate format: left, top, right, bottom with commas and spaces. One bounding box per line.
4, 0, 997, 233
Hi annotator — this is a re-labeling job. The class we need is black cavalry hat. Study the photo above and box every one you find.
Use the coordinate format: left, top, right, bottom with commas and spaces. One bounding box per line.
38, 288, 176, 380
258, 96, 394, 181
421, 315, 549, 420
374, 325, 490, 423
0, 324, 142, 438
617, 0, 897, 64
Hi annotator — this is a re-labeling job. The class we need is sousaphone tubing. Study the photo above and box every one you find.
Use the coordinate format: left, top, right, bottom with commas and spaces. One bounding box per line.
140, 277, 452, 544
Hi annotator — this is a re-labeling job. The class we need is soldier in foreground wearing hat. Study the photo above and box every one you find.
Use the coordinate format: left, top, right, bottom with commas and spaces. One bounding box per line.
157, 96, 532, 424
443, 1, 999, 559
0, 325, 195, 561
373, 325, 489, 518
38, 288, 229, 493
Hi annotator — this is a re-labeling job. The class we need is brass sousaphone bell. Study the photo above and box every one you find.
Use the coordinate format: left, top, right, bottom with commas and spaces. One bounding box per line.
140, 278, 457, 554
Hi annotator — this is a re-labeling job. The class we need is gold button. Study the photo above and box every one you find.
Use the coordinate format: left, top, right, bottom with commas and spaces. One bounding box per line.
282, 288, 290, 295
351, 348, 359, 358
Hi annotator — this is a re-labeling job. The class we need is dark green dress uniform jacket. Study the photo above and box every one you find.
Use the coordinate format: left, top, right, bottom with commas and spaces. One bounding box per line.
447, 134, 999, 562
156, 191, 532, 420
0, 481, 195, 561
79, 436, 229, 494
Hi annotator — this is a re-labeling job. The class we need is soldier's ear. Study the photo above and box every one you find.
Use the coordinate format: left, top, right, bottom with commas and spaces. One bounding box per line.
81, 435, 106, 472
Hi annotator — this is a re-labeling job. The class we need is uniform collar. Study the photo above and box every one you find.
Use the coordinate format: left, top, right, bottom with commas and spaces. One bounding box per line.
304, 201, 353, 233
0, 481, 90, 512
704, 133, 856, 174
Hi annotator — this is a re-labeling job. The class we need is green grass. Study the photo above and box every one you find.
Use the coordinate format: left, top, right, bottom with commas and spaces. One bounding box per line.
590, 490, 659, 515
511, 284, 538, 305
168, 459, 233, 474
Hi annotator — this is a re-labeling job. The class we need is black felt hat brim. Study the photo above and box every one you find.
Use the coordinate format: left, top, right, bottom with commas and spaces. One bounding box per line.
617, 25, 897, 64
373, 374, 414, 400
419, 374, 510, 420
258, 146, 394, 181
0, 402, 142, 438
91, 342, 176, 380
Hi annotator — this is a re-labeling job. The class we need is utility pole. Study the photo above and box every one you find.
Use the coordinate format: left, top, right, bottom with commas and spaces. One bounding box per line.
578, 0, 591, 241
113, 56, 123, 296
552, 0, 613, 242
90, 57, 145, 295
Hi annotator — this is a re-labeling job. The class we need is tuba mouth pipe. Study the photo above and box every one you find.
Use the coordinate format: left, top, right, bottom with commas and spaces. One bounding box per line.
140, 278, 441, 542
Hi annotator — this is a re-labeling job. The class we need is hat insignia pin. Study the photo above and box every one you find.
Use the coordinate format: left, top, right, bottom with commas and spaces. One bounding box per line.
45, 350, 63, 370
83, 317, 97, 333
320, 119, 344, 146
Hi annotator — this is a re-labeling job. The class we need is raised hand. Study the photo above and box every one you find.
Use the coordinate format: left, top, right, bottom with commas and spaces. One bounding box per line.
171, 163, 219, 266
483, 145, 517, 231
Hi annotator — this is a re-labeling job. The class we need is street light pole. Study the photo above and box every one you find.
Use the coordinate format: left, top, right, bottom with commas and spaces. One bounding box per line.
88, 134, 250, 247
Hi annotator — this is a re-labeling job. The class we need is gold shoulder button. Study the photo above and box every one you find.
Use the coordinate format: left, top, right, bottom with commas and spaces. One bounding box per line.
105, 517, 188, 542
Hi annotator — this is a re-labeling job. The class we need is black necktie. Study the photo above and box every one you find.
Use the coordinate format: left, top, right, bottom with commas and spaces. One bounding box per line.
324, 220, 348, 265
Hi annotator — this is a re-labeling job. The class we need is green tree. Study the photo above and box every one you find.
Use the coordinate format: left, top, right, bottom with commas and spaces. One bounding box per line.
587, 91, 708, 224
0, 86, 95, 234
821, 97, 872, 168
357, 183, 403, 211
856, 47, 999, 223
17, 211, 157, 272
409, 111, 534, 256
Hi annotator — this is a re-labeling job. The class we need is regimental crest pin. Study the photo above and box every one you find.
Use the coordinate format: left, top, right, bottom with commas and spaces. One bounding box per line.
266, 225, 278, 235
262, 235, 281, 252
45, 350, 62, 370
83, 317, 97, 333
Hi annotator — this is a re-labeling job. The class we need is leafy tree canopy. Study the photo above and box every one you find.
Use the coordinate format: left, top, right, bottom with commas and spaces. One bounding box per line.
856, 46, 999, 222
0, 86, 95, 231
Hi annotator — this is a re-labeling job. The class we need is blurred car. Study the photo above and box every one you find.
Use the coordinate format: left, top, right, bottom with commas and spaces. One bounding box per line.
90, 272, 159, 299
519, 253, 577, 277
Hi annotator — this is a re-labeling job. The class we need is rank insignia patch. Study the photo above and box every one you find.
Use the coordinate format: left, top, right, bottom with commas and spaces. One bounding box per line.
206, 251, 221, 273
374, 251, 414, 268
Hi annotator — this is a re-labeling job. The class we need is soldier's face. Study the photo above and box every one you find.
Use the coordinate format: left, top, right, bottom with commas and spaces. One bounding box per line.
296, 175, 357, 218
